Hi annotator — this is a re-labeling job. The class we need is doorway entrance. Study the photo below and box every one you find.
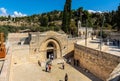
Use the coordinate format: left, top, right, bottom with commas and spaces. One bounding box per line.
47, 49, 54, 59
46, 42, 56, 60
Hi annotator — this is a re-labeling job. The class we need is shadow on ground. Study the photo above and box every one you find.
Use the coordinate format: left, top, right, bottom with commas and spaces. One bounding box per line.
109, 75, 120, 81
63, 52, 103, 81
68, 62, 103, 81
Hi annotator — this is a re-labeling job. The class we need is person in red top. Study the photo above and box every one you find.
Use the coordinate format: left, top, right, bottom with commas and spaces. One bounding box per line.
48, 64, 51, 72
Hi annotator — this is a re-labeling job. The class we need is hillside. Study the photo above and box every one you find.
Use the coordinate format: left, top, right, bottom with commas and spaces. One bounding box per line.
0, 6, 120, 34
0, 10, 62, 27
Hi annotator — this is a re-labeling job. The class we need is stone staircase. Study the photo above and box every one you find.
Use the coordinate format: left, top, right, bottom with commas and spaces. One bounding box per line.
40, 58, 66, 67
51, 58, 66, 65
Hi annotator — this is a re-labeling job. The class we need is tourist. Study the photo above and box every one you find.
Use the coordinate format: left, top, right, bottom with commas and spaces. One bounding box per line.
68, 58, 71, 64
49, 54, 51, 59
48, 64, 51, 72
46, 64, 48, 72
51, 54, 54, 60
50, 54, 53, 60
73, 59, 76, 66
64, 73, 68, 81
38, 60, 41, 66
62, 63, 65, 70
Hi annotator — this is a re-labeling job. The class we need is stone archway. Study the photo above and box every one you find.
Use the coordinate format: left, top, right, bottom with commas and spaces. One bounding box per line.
39, 37, 62, 62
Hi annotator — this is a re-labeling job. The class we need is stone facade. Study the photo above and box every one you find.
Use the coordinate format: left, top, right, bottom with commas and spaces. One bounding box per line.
74, 44, 120, 80
29, 31, 76, 64
78, 27, 93, 38
8, 33, 29, 45
77, 20, 93, 38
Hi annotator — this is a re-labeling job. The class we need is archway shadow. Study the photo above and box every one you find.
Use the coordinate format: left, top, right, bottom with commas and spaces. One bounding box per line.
109, 75, 120, 81
63, 51, 74, 60
69, 64, 103, 81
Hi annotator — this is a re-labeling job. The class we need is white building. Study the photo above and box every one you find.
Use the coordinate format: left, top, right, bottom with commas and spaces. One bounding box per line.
77, 20, 93, 38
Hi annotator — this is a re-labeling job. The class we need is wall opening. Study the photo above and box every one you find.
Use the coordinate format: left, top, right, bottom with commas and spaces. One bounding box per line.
46, 42, 56, 60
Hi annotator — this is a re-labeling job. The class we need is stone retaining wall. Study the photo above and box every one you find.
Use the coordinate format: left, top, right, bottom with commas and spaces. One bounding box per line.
0, 47, 12, 81
74, 44, 120, 80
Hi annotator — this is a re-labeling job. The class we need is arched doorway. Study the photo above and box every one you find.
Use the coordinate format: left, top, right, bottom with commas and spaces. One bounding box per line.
46, 42, 56, 60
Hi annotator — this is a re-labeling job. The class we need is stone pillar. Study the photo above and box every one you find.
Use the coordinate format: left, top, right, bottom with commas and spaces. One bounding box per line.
78, 20, 81, 37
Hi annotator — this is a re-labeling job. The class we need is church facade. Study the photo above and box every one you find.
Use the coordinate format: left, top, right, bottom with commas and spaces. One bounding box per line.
77, 20, 93, 38
29, 31, 76, 63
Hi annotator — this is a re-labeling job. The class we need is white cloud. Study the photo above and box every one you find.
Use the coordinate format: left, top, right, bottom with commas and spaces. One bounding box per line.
0, 7, 27, 17
12, 11, 27, 17
88, 10, 102, 13
0, 7, 8, 16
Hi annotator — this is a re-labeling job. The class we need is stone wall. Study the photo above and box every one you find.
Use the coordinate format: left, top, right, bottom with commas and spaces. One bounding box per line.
8, 33, 29, 45
0, 46, 12, 81
74, 44, 120, 80
67, 38, 76, 54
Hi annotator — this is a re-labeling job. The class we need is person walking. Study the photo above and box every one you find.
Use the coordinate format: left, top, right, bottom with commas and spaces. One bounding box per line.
38, 60, 41, 66
65, 73, 68, 81
45, 64, 48, 72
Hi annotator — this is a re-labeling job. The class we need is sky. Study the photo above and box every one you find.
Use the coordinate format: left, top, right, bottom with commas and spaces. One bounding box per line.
0, 0, 120, 17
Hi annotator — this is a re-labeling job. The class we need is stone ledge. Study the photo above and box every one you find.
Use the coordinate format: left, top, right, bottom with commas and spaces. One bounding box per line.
0, 47, 12, 81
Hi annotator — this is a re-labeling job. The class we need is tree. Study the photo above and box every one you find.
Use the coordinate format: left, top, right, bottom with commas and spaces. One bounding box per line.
62, 0, 72, 34
77, 7, 83, 22
98, 31, 108, 39
40, 15, 48, 26
115, 4, 120, 31
0, 26, 8, 40
70, 20, 77, 36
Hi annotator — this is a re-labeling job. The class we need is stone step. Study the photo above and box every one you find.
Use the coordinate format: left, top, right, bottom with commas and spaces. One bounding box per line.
51, 58, 65, 65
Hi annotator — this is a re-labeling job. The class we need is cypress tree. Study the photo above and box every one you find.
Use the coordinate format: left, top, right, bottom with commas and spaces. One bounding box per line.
62, 0, 72, 34
116, 4, 120, 31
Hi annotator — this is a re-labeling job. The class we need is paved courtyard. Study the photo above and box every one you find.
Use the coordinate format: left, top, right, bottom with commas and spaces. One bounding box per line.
8, 45, 92, 81
11, 62, 91, 81
76, 38, 120, 57
8, 37, 120, 81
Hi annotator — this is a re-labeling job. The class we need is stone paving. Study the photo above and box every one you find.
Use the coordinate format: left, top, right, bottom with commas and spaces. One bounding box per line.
11, 62, 91, 81
9, 37, 120, 81
8, 45, 92, 81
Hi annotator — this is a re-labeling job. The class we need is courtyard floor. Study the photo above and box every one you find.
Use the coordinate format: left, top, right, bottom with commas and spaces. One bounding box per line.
11, 62, 92, 81
76, 38, 120, 57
